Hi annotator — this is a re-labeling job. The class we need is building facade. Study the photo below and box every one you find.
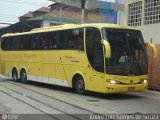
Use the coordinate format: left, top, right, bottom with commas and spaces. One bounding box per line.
124, 0, 160, 90
125, 0, 160, 44
0, 1, 125, 36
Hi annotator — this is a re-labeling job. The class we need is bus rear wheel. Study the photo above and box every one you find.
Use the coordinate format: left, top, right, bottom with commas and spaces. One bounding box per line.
20, 69, 27, 84
12, 68, 18, 81
75, 76, 86, 95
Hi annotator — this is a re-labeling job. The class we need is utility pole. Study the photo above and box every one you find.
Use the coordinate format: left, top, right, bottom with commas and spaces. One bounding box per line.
81, 0, 86, 24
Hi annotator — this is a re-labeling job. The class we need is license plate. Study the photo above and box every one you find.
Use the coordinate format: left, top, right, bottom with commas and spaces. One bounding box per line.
128, 87, 135, 91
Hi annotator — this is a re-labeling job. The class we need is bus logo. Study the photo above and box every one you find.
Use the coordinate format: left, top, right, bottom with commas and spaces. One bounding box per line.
130, 80, 133, 84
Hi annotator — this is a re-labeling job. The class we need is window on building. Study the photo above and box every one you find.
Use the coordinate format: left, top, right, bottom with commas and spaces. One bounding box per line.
144, 0, 160, 25
128, 1, 142, 26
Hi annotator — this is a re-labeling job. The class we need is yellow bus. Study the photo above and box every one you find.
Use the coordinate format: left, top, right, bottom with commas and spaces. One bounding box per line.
0, 23, 155, 94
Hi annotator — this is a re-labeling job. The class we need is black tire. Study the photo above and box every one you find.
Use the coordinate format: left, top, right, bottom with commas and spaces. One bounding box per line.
75, 76, 86, 95
20, 69, 27, 84
12, 68, 18, 81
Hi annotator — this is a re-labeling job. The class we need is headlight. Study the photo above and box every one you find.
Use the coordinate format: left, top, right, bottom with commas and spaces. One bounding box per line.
141, 79, 148, 84
107, 80, 120, 84
143, 80, 147, 83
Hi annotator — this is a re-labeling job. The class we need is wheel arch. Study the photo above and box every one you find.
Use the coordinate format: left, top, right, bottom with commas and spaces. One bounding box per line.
71, 72, 86, 89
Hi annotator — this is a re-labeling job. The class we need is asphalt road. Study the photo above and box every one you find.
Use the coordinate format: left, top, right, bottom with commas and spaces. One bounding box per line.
0, 75, 160, 120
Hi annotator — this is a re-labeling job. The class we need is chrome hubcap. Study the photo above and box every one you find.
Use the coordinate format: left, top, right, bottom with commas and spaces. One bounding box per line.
13, 74, 17, 80
78, 80, 83, 91
21, 72, 26, 80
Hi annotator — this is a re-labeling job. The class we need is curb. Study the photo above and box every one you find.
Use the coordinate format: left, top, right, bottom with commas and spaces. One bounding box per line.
146, 90, 160, 96
0, 74, 10, 79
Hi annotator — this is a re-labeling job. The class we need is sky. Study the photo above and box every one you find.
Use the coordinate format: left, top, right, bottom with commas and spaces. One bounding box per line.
0, 0, 52, 26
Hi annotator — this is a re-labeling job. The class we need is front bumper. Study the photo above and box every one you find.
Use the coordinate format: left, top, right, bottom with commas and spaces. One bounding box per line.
105, 83, 148, 94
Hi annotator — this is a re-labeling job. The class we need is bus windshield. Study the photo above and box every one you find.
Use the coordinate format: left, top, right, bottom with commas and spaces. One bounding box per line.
103, 28, 148, 76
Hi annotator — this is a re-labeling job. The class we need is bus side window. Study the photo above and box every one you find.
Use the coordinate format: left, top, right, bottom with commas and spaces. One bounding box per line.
1, 38, 9, 50
64, 30, 72, 49
59, 32, 66, 49
72, 28, 84, 50
54, 31, 67, 49
4, 37, 14, 50
26, 35, 32, 50
51, 32, 58, 49
12, 36, 20, 50
19, 35, 31, 50
19, 36, 25, 50
53, 32, 60, 49
32, 34, 43, 50
86, 27, 104, 72
67, 30, 74, 49
24, 35, 31, 50
43, 32, 53, 49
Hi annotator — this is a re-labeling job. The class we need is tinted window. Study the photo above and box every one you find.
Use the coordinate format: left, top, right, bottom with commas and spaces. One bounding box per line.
21, 35, 32, 50
2, 36, 20, 50
31, 34, 43, 50
1, 28, 84, 51
72, 28, 84, 50
103, 28, 147, 75
86, 27, 104, 72
1, 37, 8, 50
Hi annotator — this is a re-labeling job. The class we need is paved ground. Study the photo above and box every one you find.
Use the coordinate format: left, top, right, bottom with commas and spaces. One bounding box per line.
0, 75, 160, 120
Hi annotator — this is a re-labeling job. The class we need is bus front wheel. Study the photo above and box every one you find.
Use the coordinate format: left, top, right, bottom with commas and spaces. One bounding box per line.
20, 69, 27, 84
75, 76, 86, 95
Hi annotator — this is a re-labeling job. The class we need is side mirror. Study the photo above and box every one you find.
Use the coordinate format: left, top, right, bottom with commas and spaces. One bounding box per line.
101, 40, 111, 58
147, 43, 158, 59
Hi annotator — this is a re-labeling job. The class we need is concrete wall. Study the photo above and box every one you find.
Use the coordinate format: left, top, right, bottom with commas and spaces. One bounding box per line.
42, 21, 59, 27
117, 0, 127, 25
137, 24, 160, 44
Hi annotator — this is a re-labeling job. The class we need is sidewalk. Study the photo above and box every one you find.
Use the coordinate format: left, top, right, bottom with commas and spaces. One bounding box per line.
146, 89, 160, 96
0, 74, 10, 80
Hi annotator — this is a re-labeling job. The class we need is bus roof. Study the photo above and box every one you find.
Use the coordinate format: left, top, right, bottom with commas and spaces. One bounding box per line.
1, 23, 140, 37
